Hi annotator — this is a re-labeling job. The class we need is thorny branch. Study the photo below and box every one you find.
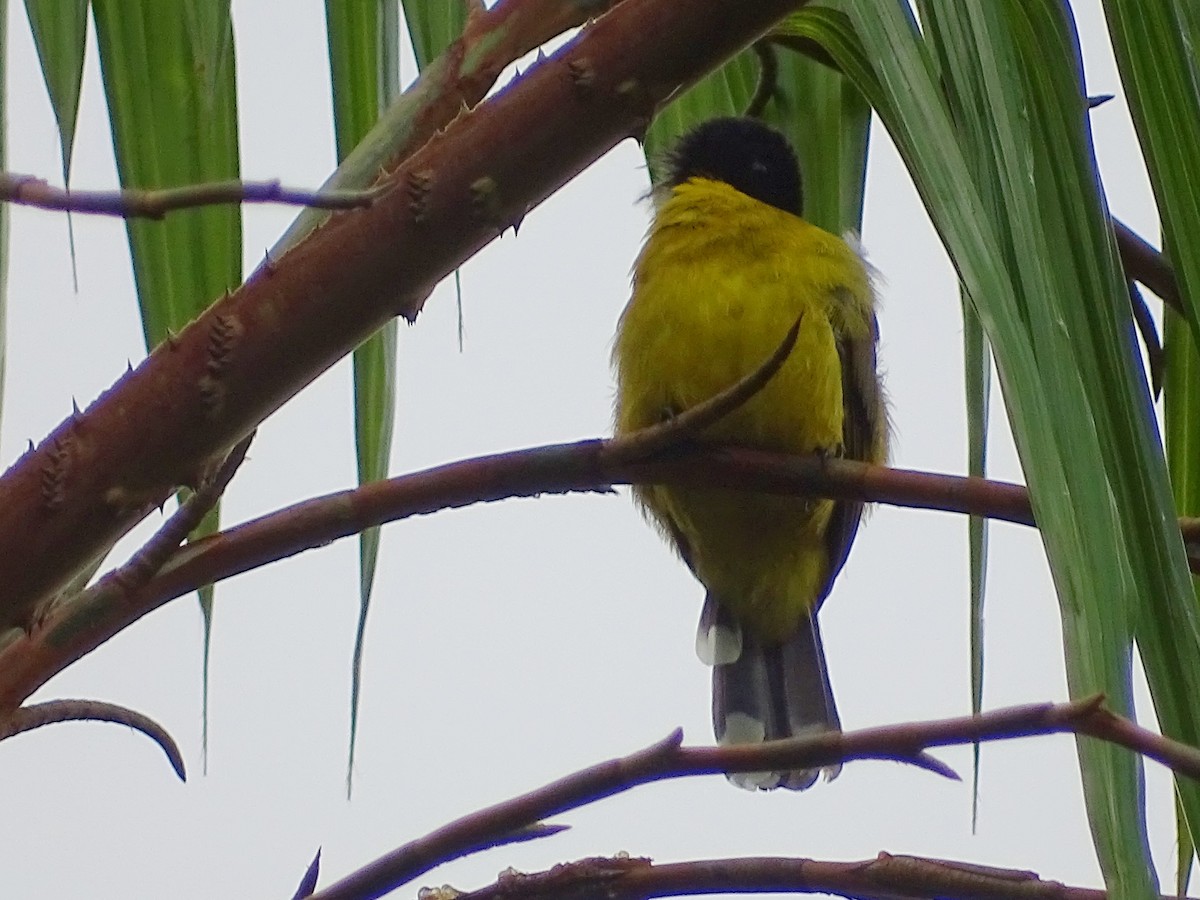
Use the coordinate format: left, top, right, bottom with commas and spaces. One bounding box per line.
452, 853, 1198, 900
0, 0, 805, 635
63, 433, 254, 617
303, 695, 1200, 900
0, 442, 1039, 712
0, 436, 254, 774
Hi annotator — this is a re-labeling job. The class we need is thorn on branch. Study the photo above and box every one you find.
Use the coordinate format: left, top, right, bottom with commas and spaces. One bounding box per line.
39, 434, 73, 513
407, 170, 436, 223
568, 58, 597, 95
292, 849, 322, 900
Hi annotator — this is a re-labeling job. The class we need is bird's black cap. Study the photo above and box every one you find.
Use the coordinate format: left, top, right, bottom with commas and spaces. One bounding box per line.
665, 117, 803, 216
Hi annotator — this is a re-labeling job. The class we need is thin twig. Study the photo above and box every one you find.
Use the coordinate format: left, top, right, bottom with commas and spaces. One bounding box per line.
1128, 280, 1164, 398
72, 433, 254, 605
0, 173, 387, 219
0, 698, 185, 781
1079, 704, 1200, 782
307, 696, 1178, 900
604, 316, 803, 463
746, 41, 779, 118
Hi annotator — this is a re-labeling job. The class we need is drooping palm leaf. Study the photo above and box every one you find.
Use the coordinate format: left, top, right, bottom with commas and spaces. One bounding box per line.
790, 3, 1200, 893
91, 0, 241, 764
324, 0, 404, 796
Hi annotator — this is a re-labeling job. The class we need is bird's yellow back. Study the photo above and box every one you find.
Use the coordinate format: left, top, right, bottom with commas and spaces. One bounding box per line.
614, 176, 879, 642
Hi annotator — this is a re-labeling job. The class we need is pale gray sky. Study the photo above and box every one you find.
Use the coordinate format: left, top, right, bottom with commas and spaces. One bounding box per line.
0, 3, 1173, 898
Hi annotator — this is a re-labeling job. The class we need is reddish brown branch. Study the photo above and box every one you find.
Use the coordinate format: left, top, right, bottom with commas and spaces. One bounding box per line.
59, 434, 253, 619
1114, 218, 1177, 311
305, 696, 1192, 900
274, 0, 627, 251
1079, 704, 1200, 783
0, 0, 807, 633
0, 699, 185, 781
0, 174, 385, 218
456, 853, 1182, 900
0, 444, 1030, 710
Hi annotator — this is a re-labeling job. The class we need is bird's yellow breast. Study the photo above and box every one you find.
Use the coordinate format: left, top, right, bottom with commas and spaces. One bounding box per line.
613, 178, 874, 640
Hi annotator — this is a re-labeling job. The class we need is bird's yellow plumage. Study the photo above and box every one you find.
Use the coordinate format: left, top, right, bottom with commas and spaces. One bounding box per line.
612, 117, 885, 790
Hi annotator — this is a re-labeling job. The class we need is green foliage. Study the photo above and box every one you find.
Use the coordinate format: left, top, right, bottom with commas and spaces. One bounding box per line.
16, 4, 1200, 891
90, 0, 241, 764
24, 0, 86, 181
784, 3, 1200, 894
325, 0, 405, 795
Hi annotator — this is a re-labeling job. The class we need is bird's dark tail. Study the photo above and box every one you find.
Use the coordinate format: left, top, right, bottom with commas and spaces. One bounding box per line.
702, 594, 841, 791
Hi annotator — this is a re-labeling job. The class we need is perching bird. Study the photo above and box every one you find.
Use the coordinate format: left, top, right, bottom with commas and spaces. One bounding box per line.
612, 117, 886, 790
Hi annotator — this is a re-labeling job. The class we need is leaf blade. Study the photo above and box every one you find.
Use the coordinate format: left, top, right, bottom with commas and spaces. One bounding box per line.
325, 0, 404, 794
91, 0, 241, 766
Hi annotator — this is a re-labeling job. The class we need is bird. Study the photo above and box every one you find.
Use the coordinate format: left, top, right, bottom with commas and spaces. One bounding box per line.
612, 116, 886, 790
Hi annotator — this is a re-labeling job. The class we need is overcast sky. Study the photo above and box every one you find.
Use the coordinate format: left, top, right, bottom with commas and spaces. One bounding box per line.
0, 3, 1175, 898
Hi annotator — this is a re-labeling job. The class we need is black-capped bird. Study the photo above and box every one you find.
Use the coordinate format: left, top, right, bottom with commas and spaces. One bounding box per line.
613, 117, 886, 790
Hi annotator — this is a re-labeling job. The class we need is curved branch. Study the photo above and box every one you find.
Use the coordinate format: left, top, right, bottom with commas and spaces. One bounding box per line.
54, 433, 254, 620
0, 441, 1031, 710
305, 696, 1196, 900
746, 41, 779, 118
0, 699, 185, 781
458, 853, 1183, 900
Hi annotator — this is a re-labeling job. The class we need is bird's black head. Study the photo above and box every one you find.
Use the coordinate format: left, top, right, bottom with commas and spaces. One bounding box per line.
665, 117, 803, 216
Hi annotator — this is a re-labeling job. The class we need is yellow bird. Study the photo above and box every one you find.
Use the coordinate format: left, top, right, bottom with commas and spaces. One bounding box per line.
613, 117, 886, 790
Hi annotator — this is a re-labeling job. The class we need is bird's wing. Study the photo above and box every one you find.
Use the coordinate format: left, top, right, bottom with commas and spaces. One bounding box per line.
818, 299, 883, 607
